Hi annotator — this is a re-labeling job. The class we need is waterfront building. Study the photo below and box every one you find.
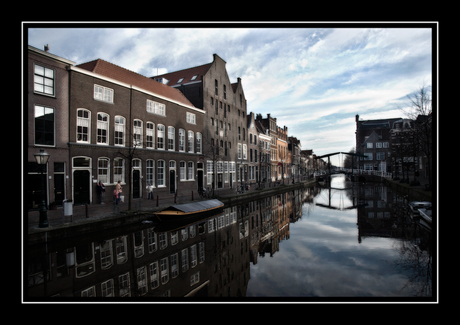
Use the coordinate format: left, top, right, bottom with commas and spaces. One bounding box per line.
68, 58, 204, 205
27, 45, 76, 210
153, 54, 248, 192
355, 114, 401, 173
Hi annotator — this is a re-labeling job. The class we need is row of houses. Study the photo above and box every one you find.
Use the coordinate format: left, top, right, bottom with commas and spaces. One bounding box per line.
26, 45, 304, 210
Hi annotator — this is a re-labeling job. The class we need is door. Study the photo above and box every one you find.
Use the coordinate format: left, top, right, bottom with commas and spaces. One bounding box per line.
133, 169, 140, 199
54, 174, 65, 205
170, 170, 176, 194
197, 170, 203, 190
74, 170, 90, 205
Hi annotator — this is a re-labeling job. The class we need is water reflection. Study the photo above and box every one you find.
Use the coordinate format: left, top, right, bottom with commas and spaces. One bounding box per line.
27, 175, 433, 299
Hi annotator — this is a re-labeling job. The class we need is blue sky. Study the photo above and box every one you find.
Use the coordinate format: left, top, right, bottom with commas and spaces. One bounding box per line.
27, 25, 433, 166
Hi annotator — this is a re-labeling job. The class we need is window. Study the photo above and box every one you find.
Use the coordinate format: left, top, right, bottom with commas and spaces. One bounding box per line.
146, 160, 155, 188
150, 261, 159, 289
367, 142, 373, 149
77, 109, 90, 143
97, 113, 109, 144
171, 253, 179, 278
180, 161, 186, 181
168, 126, 175, 150
171, 231, 178, 245
157, 124, 165, 150
188, 162, 194, 180
377, 152, 385, 160
383, 142, 389, 148
179, 129, 185, 151
376, 142, 382, 148
181, 249, 189, 272
243, 144, 247, 160
188, 131, 194, 153
146, 99, 166, 116
223, 85, 227, 99
100, 240, 113, 269
133, 120, 143, 147
160, 257, 169, 284
198, 242, 205, 263
114, 116, 125, 146
98, 158, 110, 183
186, 112, 196, 124
238, 143, 242, 159
113, 158, 124, 183
34, 64, 54, 96
176, 78, 184, 84
157, 160, 165, 187
101, 279, 114, 297
207, 161, 213, 185
146, 122, 155, 149
34, 105, 54, 146
148, 228, 157, 253
191, 75, 198, 81
364, 153, 373, 160
215, 79, 218, 95
94, 84, 113, 103
190, 244, 197, 268
196, 133, 202, 154
119, 273, 130, 297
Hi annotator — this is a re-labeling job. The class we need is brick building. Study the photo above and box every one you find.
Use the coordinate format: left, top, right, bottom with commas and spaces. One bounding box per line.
153, 54, 248, 192
68, 59, 204, 205
27, 45, 75, 210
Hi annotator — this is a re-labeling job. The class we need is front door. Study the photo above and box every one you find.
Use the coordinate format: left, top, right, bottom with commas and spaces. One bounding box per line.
74, 170, 90, 205
170, 170, 176, 194
197, 170, 203, 190
54, 174, 65, 206
133, 169, 140, 199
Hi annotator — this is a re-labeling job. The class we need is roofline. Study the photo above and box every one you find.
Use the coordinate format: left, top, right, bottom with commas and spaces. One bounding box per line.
69, 66, 204, 114
28, 45, 76, 66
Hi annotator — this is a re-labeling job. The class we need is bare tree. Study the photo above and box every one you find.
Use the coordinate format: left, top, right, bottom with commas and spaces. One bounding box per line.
399, 82, 433, 188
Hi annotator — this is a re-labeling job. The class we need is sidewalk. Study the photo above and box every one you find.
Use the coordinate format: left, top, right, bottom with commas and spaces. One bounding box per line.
27, 177, 306, 231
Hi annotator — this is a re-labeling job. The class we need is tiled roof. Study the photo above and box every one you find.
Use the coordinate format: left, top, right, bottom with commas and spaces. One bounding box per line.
153, 62, 212, 86
76, 59, 196, 109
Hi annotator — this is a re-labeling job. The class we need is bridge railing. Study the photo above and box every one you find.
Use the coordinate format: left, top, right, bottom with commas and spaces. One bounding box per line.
314, 169, 392, 179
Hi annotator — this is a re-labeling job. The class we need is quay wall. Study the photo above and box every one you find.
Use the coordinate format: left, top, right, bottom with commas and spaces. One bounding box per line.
28, 179, 316, 247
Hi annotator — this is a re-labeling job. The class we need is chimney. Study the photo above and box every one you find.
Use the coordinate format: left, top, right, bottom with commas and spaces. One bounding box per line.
44, 44, 49, 52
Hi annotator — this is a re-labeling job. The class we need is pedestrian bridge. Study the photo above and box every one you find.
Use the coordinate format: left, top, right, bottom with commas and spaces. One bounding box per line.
314, 151, 392, 181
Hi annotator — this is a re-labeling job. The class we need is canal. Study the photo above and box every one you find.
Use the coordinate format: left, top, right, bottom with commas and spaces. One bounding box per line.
26, 175, 433, 299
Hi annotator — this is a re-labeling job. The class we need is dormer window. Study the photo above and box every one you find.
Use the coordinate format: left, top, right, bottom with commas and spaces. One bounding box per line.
177, 78, 184, 84
190, 75, 198, 81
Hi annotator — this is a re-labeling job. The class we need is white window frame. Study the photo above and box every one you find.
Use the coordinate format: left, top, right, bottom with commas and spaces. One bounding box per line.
196, 132, 202, 154
34, 64, 55, 96
188, 162, 194, 180
146, 122, 155, 149
133, 119, 143, 148
188, 130, 194, 153
113, 158, 125, 184
168, 126, 175, 151
180, 161, 186, 181
94, 84, 114, 103
186, 112, 196, 124
179, 129, 185, 152
146, 99, 166, 116
157, 124, 165, 150
114, 115, 125, 147
98, 157, 110, 184
77, 109, 90, 143
157, 160, 165, 187
97, 112, 109, 145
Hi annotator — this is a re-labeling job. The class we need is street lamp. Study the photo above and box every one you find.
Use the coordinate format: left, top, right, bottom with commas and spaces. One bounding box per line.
34, 149, 50, 228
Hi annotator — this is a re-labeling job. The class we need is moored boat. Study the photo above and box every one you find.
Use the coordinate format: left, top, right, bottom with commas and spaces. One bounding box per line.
155, 199, 224, 221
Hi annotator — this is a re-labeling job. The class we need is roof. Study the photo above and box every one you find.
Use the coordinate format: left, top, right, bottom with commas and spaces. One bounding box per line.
160, 199, 224, 214
76, 59, 196, 109
153, 62, 212, 86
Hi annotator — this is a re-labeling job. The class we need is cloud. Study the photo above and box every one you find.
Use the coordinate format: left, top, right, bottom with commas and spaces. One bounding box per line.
28, 26, 432, 157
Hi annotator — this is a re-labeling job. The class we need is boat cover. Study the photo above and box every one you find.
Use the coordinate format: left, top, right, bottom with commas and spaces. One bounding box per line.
165, 199, 224, 213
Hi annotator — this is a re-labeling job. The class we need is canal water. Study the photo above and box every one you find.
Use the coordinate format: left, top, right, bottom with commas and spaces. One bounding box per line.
26, 175, 433, 299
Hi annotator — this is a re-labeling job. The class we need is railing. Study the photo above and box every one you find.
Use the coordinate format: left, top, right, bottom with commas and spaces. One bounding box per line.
314, 169, 392, 179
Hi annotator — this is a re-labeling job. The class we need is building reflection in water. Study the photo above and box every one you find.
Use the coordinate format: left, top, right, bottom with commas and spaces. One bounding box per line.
27, 182, 432, 298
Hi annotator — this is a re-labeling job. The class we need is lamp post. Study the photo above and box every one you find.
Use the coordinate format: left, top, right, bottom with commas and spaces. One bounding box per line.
34, 149, 50, 228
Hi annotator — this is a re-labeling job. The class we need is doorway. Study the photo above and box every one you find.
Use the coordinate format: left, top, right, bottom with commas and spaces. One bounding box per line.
170, 170, 176, 194
133, 169, 140, 199
197, 170, 203, 190
73, 170, 90, 205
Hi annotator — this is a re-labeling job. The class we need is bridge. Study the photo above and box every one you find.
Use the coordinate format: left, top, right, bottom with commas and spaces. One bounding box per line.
313, 151, 392, 182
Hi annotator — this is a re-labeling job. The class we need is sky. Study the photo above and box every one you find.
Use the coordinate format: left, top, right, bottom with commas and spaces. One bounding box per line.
27, 24, 433, 167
